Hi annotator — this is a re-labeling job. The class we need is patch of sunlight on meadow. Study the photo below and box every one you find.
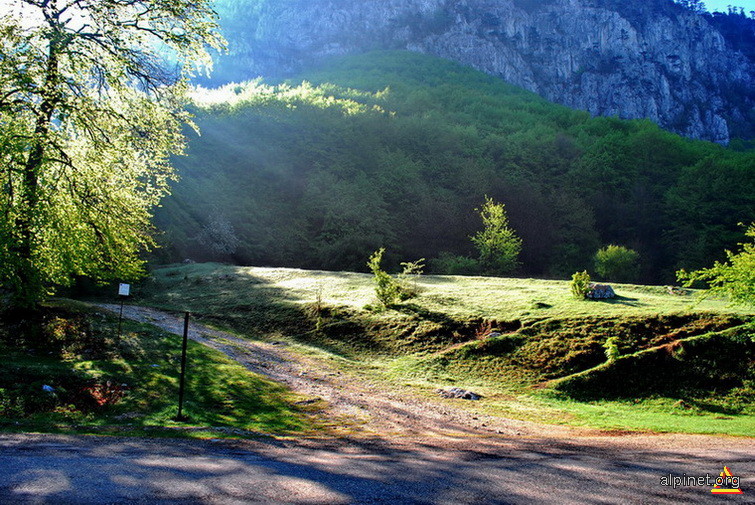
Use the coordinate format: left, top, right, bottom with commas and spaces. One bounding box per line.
150, 264, 752, 322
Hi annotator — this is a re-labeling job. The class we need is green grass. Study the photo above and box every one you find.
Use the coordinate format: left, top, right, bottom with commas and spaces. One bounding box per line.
140, 262, 749, 322
125, 263, 755, 437
0, 300, 320, 438
538, 395, 755, 436
340, 348, 755, 437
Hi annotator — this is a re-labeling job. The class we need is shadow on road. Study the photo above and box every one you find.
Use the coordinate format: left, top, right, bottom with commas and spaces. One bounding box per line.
0, 433, 751, 504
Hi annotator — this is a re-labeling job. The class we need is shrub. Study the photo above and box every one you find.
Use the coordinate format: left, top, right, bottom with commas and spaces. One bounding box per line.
570, 270, 592, 299
594, 245, 640, 282
0, 388, 23, 417
604, 336, 621, 362
677, 223, 755, 306
430, 252, 481, 275
397, 258, 425, 299
367, 248, 402, 307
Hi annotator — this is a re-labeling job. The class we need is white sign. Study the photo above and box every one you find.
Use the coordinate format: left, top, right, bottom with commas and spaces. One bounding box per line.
118, 283, 131, 296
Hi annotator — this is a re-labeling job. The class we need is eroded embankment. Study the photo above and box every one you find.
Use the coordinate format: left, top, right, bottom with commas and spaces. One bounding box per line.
184, 295, 752, 401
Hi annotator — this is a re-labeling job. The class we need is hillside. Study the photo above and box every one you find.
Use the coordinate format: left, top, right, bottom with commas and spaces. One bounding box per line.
134, 263, 755, 435
208, 0, 755, 142
156, 51, 755, 283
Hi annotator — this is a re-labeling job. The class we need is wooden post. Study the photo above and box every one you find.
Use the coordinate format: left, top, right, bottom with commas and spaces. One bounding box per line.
176, 311, 190, 421
117, 297, 124, 340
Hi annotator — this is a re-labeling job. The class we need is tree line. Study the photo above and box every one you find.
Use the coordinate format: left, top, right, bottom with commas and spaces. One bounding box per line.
154, 51, 755, 284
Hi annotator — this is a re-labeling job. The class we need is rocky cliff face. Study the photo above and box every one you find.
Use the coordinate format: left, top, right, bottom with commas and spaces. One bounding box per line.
210, 0, 754, 142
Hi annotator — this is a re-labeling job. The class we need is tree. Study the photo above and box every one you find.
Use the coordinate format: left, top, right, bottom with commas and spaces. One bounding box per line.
594, 245, 640, 283
471, 196, 522, 275
677, 223, 755, 306
0, 0, 223, 309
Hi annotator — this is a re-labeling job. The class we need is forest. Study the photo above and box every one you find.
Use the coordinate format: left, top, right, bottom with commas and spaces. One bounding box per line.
154, 50, 755, 283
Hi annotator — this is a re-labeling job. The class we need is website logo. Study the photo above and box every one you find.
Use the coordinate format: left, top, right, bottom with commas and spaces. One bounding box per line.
711, 466, 743, 495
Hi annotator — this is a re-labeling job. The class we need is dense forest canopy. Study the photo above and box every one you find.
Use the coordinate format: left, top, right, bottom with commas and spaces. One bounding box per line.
154, 51, 754, 283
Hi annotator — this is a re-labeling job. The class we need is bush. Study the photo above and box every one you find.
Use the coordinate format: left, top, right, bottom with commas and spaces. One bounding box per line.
431, 252, 481, 275
594, 245, 640, 282
367, 248, 403, 307
397, 258, 425, 300
604, 336, 621, 361
677, 223, 755, 306
570, 270, 592, 299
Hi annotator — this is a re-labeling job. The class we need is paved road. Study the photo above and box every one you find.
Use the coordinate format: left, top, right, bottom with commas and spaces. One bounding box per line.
1, 433, 753, 504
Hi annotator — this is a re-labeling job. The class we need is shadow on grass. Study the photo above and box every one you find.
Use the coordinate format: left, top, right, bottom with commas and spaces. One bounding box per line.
684, 398, 746, 416
393, 303, 474, 327
591, 295, 645, 307
0, 307, 318, 437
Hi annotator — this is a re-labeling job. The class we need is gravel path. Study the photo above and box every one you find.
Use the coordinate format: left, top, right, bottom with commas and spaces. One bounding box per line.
95, 303, 573, 439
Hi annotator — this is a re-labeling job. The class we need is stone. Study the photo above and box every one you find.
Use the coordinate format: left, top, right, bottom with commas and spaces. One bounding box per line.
587, 283, 615, 299
437, 387, 482, 400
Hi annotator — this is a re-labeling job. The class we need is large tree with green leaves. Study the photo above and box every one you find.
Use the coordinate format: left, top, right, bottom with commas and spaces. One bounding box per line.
0, 0, 223, 308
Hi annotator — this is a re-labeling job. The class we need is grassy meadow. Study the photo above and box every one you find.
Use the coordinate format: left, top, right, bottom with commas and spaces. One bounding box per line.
139, 262, 748, 321
132, 263, 755, 436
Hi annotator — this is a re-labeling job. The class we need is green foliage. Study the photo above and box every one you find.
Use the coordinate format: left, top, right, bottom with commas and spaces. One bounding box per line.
471, 197, 522, 275
430, 253, 481, 275
553, 323, 755, 401
0, 304, 314, 435
137, 262, 755, 436
397, 258, 426, 299
677, 223, 755, 306
603, 336, 621, 362
196, 211, 241, 258
570, 271, 592, 299
367, 248, 402, 307
156, 51, 755, 283
0, 1, 223, 309
400, 258, 426, 277
594, 245, 640, 283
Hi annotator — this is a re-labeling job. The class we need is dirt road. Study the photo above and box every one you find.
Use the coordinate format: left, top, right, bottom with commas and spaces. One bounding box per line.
95, 303, 571, 439
3, 303, 746, 504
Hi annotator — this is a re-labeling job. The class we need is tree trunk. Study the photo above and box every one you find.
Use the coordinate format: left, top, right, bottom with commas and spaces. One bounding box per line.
13, 25, 61, 310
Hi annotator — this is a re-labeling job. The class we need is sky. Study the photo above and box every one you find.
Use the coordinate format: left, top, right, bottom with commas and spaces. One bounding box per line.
703, 0, 753, 13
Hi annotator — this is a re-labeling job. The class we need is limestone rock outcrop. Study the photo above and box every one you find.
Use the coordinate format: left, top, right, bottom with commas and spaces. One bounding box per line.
209, 0, 754, 143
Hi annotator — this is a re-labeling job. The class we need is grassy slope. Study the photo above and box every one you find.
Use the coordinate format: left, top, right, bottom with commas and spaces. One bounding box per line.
142, 263, 745, 321
136, 263, 755, 436
0, 300, 319, 438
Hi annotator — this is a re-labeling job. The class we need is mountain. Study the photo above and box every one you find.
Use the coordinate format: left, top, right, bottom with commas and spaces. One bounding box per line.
155, 51, 755, 282
205, 0, 754, 143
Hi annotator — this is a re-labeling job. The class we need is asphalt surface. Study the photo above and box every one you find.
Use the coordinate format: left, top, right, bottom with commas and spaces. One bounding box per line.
1, 433, 753, 504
